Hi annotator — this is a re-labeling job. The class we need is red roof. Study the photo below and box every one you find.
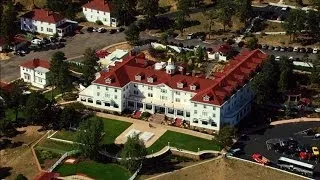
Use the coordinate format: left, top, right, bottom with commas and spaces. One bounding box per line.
83, 0, 112, 12
0, 81, 13, 92
20, 58, 50, 69
216, 44, 233, 56
93, 49, 267, 106
21, 9, 64, 23
34, 172, 59, 180
96, 50, 110, 58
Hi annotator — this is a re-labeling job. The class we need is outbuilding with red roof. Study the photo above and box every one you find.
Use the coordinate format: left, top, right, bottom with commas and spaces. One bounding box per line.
82, 0, 118, 27
20, 9, 77, 37
20, 58, 51, 88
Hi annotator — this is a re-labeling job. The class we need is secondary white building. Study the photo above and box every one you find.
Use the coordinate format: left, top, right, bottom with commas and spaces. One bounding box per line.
20, 9, 76, 36
78, 50, 267, 131
82, 0, 118, 27
20, 58, 50, 88
208, 44, 234, 61
98, 49, 129, 68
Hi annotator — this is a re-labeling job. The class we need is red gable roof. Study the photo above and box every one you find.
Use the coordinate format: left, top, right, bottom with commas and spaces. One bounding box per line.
216, 44, 233, 56
83, 0, 112, 12
21, 9, 64, 23
34, 172, 60, 180
20, 58, 50, 69
93, 49, 267, 106
0, 81, 13, 92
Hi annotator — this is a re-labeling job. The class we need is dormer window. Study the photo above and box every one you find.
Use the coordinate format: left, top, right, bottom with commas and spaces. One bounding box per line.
135, 74, 143, 81
190, 85, 196, 91
105, 76, 114, 84
203, 95, 211, 101
177, 82, 184, 88
147, 75, 156, 83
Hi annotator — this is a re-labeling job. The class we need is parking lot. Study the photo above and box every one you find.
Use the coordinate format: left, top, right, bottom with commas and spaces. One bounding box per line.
231, 122, 320, 178
0, 31, 125, 82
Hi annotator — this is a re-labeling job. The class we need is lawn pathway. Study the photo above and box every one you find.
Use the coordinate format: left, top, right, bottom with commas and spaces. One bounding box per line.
95, 112, 214, 140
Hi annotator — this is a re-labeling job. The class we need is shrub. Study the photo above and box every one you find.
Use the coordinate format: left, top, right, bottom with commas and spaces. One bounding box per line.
62, 92, 78, 101
96, 20, 103, 25
35, 149, 60, 164
140, 112, 151, 120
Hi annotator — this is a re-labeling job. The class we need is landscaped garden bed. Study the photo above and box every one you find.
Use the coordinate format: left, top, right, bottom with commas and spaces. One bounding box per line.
35, 148, 61, 169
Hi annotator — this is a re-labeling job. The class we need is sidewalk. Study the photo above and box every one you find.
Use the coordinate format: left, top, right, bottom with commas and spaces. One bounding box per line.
95, 112, 214, 140
270, 117, 320, 125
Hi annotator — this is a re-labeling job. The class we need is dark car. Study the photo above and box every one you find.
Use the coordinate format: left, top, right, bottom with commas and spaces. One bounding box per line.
307, 47, 313, 53
14, 50, 24, 56
280, 47, 287, 52
287, 46, 293, 52
87, 27, 93, 32
109, 29, 117, 34
268, 46, 274, 50
299, 48, 306, 53
117, 27, 125, 32
42, 37, 50, 44
193, 32, 206, 41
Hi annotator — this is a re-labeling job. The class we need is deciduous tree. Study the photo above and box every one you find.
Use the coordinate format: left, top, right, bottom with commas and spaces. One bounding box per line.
283, 9, 306, 42
203, 9, 216, 40
6, 79, 28, 121
120, 134, 147, 172
77, 118, 104, 159
236, 0, 253, 22
215, 0, 235, 32
125, 23, 141, 45
213, 125, 236, 148
175, 0, 192, 35
24, 92, 48, 124
113, 0, 137, 26
138, 0, 159, 23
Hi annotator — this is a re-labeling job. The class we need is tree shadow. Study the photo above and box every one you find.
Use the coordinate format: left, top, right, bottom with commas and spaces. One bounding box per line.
184, 20, 201, 28
0, 167, 12, 179
158, 6, 172, 14
0, 139, 24, 150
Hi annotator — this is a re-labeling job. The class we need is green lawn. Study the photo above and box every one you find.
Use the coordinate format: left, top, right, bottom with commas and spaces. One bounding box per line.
52, 117, 132, 145
44, 88, 61, 100
36, 139, 78, 154
55, 161, 131, 179
4, 108, 25, 121
147, 131, 221, 153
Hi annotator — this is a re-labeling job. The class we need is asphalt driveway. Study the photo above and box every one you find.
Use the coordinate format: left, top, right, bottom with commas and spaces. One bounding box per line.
0, 31, 125, 82
232, 122, 320, 179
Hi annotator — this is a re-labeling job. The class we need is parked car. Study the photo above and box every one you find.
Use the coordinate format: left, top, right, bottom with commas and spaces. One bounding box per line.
280, 47, 287, 52
262, 44, 268, 49
109, 29, 117, 34
299, 151, 313, 160
313, 48, 318, 54
299, 48, 306, 53
87, 27, 93, 32
312, 147, 319, 156
307, 47, 313, 53
98, 27, 106, 33
315, 133, 320, 139
31, 38, 42, 45
287, 46, 293, 52
252, 153, 270, 165
289, 56, 294, 61
293, 47, 299, 52
268, 46, 274, 50
227, 148, 242, 156
13, 50, 24, 56
274, 46, 280, 51
42, 37, 50, 44
275, 56, 281, 61
187, 33, 194, 40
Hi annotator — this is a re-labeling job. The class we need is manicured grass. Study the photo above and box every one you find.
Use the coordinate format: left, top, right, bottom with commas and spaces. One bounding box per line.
4, 108, 25, 121
55, 161, 131, 179
36, 139, 78, 154
52, 117, 132, 145
147, 131, 220, 153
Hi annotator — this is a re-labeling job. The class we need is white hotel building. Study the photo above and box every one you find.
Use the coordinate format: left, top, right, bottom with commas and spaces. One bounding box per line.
82, 0, 118, 27
20, 9, 75, 37
78, 50, 267, 131
20, 58, 50, 89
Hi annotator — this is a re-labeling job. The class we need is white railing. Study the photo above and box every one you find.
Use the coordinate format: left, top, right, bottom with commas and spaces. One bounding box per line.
48, 150, 79, 172
128, 163, 143, 180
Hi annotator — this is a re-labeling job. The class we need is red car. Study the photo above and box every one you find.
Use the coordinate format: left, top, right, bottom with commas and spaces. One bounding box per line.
299, 151, 313, 160
252, 153, 270, 165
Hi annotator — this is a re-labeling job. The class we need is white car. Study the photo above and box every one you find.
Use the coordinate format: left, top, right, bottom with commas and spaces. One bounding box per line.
31, 39, 42, 45
293, 47, 299, 52
313, 48, 318, 54
289, 56, 294, 60
98, 27, 106, 33
275, 56, 281, 61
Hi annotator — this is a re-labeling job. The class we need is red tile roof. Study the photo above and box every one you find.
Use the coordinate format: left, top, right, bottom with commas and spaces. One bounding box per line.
20, 58, 50, 69
216, 44, 233, 56
21, 9, 64, 23
34, 172, 59, 180
0, 81, 13, 92
83, 0, 112, 12
93, 49, 267, 105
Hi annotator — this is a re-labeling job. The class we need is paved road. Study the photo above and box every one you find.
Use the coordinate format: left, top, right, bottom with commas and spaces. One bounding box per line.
0, 31, 125, 82
232, 122, 320, 179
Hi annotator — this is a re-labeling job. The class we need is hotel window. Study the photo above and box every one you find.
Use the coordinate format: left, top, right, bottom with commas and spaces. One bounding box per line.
211, 122, 217, 127
213, 107, 216, 110
134, 90, 138, 95
97, 86, 100, 89
148, 86, 153, 90
202, 112, 208, 116
84, 8, 87, 11
186, 112, 190, 117
114, 95, 118, 99
193, 118, 198, 123
194, 103, 197, 107
203, 105, 206, 109
104, 12, 106, 15
134, 84, 138, 88
161, 89, 167, 93
160, 96, 167, 100
176, 91, 180, 95
114, 104, 119, 108
105, 93, 110, 98
202, 121, 208, 125
105, 102, 110, 106
41, 27, 43, 31
148, 93, 153, 97
88, 98, 93, 103
168, 108, 174, 114
97, 92, 100, 96
106, 87, 108, 90
194, 110, 197, 114
96, 100, 101, 105
103, 18, 107, 21
81, 97, 86, 102
114, 89, 117, 92
176, 98, 180, 102
212, 113, 216, 117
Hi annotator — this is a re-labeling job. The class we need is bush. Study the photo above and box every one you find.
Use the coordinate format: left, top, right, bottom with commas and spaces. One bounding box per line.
96, 20, 103, 25
35, 149, 60, 164
140, 112, 151, 120
62, 92, 78, 101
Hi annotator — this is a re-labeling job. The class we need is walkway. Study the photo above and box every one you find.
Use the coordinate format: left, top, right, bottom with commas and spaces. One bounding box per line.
95, 112, 214, 140
270, 117, 320, 125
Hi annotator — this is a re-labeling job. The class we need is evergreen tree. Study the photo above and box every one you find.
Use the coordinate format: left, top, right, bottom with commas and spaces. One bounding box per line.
1, 1, 17, 46
124, 23, 141, 45
175, 0, 192, 35
236, 0, 252, 22
82, 48, 99, 86
283, 9, 306, 42
215, 0, 235, 32
113, 0, 137, 26
24, 92, 48, 124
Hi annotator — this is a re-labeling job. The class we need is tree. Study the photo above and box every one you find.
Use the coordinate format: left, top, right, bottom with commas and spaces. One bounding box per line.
283, 9, 306, 42
58, 106, 77, 129
15, 174, 27, 180
310, 0, 320, 10
175, 0, 192, 35
310, 54, 320, 84
236, 0, 252, 22
120, 134, 147, 172
215, 0, 235, 32
306, 10, 320, 41
82, 48, 99, 86
46, 0, 65, 13
77, 118, 104, 159
24, 92, 48, 124
125, 23, 141, 45
113, 0, 137, 26
203, 9, 216, 40
213, 125, 236, 148
6, 79, 28, 121
49, 51, 71, 96
138, 0, 159, 24
160, 32, 169, 45
1, 1, 17, 46
247, 37, 258, 50
194, 46, 208, 63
